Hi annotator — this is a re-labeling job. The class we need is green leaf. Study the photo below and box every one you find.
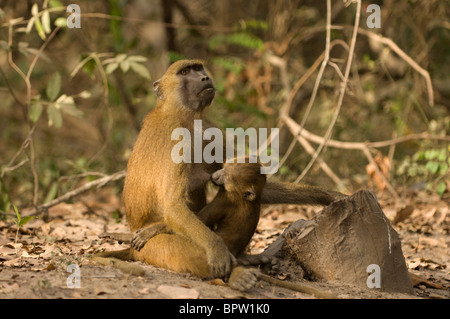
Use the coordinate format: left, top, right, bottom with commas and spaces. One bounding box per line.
425, 161, 440, 174
105, 62, 119, 74
18, 216, 36, 228
80, 57, 96, 78
127, 55, 147, 63
34, 17, 46, 40
42, 10, 51, 34
47, 103, 62, 127
212, 56, 244, 75
226, 32, 264, 50
424, 149, 439, 160
49, 0, 63, 8
31, 4, 46, 40
129, 62, 150, 80
436, 181, 447, 197
120, 59, 130, 73
44, 182, 58, 204
26, 17, 36, 34
46, 72, 61, 101
439, 162, 448, 175
208, 34, 226, 50
54, 17, 66, 27
438, 148, 447, 162
167, 51, 187, 64
13, 204, 20, 225
57, 95, 83, 118
30, 101, 43, 122
78, 90, 91, 99
115, 54, 127, 63
241, 19, 268, 31
31, 3, 39, 16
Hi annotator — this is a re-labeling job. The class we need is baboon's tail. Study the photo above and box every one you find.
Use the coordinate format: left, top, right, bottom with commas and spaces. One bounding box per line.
90, 248, 145, 276
92, 248, 132, 260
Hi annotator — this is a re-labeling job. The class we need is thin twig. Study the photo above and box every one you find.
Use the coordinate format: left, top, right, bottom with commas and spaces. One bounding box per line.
86, 53, 113, 166
295, 0, 361, 183
1, 123, 38, 179
361, 147, 398, 200
281, 115, 343, 187
277, 0, 333, 172
287, 124, 450, 149
331, 25, 434, 107
278, 39, 350, 171
27, 170, 126, 216
282, 114, 449, 197
0, 8, 234, 32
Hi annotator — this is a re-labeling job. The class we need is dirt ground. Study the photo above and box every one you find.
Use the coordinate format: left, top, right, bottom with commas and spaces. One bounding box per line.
0, 187, 448, 299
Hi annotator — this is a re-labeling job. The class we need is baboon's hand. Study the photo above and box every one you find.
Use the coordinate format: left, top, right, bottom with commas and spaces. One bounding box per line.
131, 228, 151, 251
228, 266, 260, 292
131, 225, 172, 251
207, 238, 236, 278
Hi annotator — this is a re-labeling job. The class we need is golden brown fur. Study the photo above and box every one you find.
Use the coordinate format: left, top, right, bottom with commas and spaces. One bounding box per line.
95, 59, 345, 290
197, 161, 266, 257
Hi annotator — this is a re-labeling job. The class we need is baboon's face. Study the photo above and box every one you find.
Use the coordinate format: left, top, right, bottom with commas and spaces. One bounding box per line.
177, 63, 215, 110
211, 163, 266, 202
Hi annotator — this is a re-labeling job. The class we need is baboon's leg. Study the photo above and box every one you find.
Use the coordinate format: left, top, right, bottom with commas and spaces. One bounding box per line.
132, 233, 259, 291
132, 234, 211, 277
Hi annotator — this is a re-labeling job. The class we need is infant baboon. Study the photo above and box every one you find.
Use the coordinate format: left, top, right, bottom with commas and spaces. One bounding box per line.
198, 160, 266, 257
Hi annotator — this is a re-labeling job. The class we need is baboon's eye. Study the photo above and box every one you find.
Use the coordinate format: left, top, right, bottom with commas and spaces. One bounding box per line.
192, 65, 202, 72
180, 68, 189, 75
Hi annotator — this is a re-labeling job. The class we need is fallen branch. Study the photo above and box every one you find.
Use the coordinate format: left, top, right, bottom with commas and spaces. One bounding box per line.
27, 170, 126, 216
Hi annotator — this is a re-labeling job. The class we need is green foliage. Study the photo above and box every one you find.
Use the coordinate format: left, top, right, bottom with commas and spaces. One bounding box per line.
13, 204, 37, 247
239, 19, 268, 31
1, 1, 449, 211
111, 210, 122, 223
13, 204, 36, 229
397, 146, 449, 197
102, 54, 151, 80
208, 32, 264, 51
46, 71, 61, 101
212, 56, 244, 76
30, 72, 85, 128
26, 1, 66, 40
168, 51, 187, 64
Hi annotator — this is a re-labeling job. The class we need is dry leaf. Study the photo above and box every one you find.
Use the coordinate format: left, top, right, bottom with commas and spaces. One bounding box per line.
157, 285, 199, 299
209, 278, 227, 287
393, 205, 414, 224
409, 273, 444, 289
44, 263, 56, 271
0, 283, 20, 294
71, 291, 82, 298
4, 257, 23, 267
138, 287, 150, 295
0, 245, 17, 256
94, 286, 116, 295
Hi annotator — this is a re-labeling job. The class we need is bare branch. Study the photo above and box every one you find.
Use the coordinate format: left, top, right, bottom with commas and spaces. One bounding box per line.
332, 25, 435, 107
27, 170, 126, 216
295, 0, 361, 183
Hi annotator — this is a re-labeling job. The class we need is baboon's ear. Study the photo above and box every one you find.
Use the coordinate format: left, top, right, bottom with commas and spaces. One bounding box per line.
243, 189, 256, 201
153, 80, 164, 100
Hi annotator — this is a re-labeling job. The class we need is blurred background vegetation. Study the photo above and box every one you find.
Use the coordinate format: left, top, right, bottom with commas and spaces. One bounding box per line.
0, 0, 449, 213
